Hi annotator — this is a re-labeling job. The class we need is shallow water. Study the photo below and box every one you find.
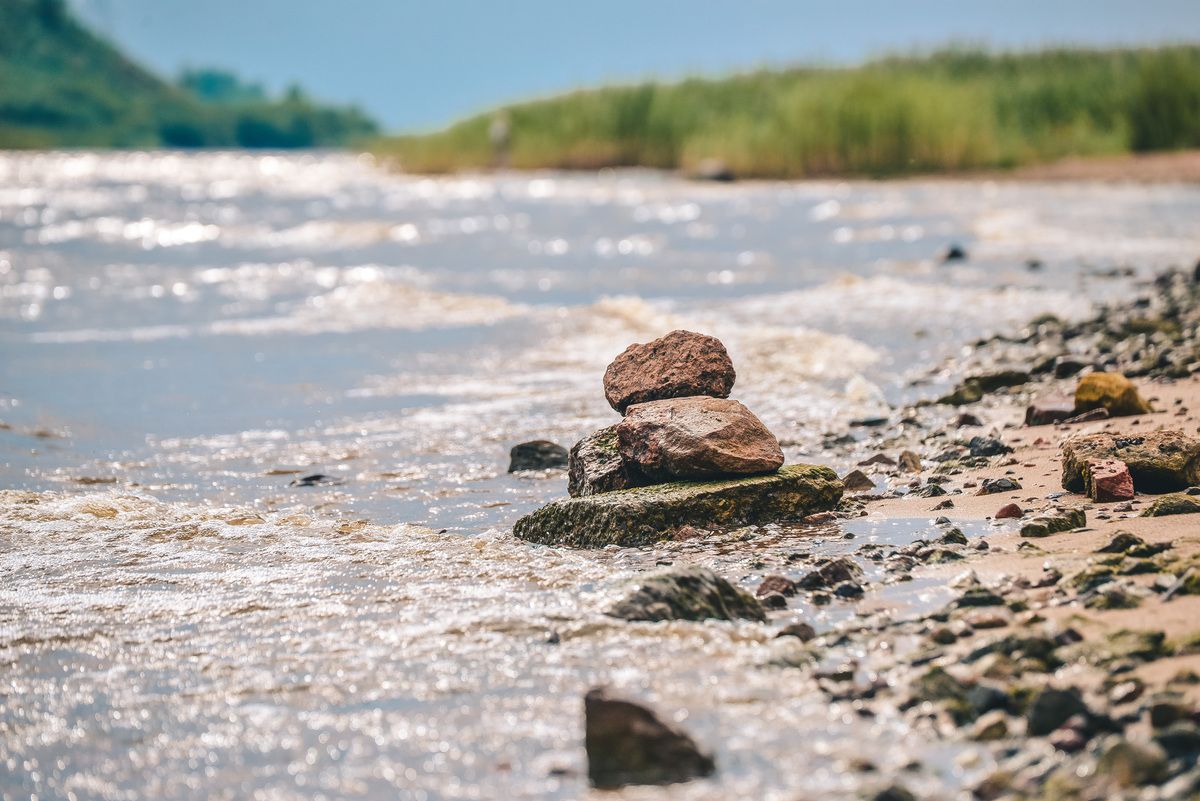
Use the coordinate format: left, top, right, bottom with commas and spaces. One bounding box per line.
2, 151, 1199, 800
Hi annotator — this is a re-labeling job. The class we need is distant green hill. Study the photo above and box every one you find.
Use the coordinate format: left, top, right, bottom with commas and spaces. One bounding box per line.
0, 0, 377, 148
375, 45, 1200, 178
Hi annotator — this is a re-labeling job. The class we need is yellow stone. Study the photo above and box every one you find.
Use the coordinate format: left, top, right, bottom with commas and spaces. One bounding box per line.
1074, 372, 1151, 417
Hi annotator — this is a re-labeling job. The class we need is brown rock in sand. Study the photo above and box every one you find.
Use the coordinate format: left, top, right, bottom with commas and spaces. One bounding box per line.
898, 450, 922, 473
603, 330, 735, 414
995, 503, 1023, 519
616, 396, 783, 481
1086, 458, 1135, 502
841, 469, 877, 493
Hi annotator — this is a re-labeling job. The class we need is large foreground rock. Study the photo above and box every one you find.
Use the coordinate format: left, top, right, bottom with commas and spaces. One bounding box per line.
617, 396, 783, 481
603, 330, 735, 414
585, 688, 715, 788
508, 440, 568, 472
513, 464, 842, 547
1062, 430, 1200, 493
606, 565, 765, 622
567, 426, 644, 497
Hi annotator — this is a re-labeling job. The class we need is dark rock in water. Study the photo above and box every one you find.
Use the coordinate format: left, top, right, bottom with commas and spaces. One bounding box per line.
1027, 687, 1089, 736
617, 397, 783, 481
955, 412, 984, 427
977, 477, 1021, 495
797, 556, 862, 591
942, 243, 968, 262
1019, 507, 1086, 538
938, 370, 1029, 406
841, 469, 877, 493
871, 784, 917, 801
688, 158, 735, 182
603, 330, 735, 414
756, 574, 798, 597
1025, 397, 1075, 426
938, 527, 968, 545
1062, 430, 1200, 493
606, 565, 765, 623
288, 473, 344, 487
1074, 372, 1152, 417
1086, 458, 1134, 502
508, 440, 569, 472
898, 450, 922, 473
968, 436, 1012, 458
760, 592, 787, 609
568, 426, 643, 497
1142, 494, 1200, 517
776, 622, 817, 641
585, 688, 715, 788
514, 464, 842, 547
833, 580, 864, 598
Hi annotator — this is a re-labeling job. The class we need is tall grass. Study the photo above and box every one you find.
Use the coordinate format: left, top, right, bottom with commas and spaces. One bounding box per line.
374, 46, 1200, 177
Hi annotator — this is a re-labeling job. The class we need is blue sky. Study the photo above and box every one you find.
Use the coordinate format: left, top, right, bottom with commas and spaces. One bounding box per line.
72, 0, 1200, 132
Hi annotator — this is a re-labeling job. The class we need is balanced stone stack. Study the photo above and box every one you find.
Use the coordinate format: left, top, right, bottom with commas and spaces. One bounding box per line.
515, 330, 842, 547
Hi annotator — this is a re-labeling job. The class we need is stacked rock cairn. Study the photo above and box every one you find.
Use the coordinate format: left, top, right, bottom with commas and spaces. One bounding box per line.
568, 329, 785, 496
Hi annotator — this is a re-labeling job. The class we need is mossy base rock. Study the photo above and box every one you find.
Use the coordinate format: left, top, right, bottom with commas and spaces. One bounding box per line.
1074, 372, 1152, 417
585, 688, 715, 788
1062, 430, 1200, 493
508, 440, 568, 472
1019, 507, 1086, 538
603, 329, 735, 414
1142, 494, 1200, 517
514, 464, 842, 547
617, 397, 784, 481
938, 370, 1029, 405
567, 426, 644, 497
606, 565, 765, 622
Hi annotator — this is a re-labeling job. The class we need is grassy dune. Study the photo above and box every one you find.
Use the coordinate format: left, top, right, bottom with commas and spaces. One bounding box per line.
375, 46, 1200, 178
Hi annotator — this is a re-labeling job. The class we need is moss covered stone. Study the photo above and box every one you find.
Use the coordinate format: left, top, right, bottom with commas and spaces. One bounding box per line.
1142, 493, 1200, 517
514, 464, 842, 547
606, 565, 765, 622
1074, 372, 1151, 416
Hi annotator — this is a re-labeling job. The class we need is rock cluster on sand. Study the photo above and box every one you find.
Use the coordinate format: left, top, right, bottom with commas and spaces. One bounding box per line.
516, 330, 841, 546
1061, 429, 1200, 496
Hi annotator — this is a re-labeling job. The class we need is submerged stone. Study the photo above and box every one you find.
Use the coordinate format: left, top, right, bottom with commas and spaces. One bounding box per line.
508, 440, 569, 472
585, 688, 715, 788
606, 565, 765, 623
1062, 430, 1200, 493
513, 463, 842, 548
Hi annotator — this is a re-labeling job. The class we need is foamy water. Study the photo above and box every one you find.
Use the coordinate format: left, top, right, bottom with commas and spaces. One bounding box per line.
2, 151, 1199, 800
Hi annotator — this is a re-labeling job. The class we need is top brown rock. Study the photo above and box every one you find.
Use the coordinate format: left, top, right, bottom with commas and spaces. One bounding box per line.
603, 330, 735, 414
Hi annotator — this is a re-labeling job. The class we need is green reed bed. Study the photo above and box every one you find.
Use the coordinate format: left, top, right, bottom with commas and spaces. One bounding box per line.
374, 46, 1200, 178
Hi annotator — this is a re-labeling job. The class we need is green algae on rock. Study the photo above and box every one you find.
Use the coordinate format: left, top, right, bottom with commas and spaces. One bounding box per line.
1019, 507, 1087, 538
514, 464, 842, 547
1142, 494, 1200, 517
1074, 372, 1152, 417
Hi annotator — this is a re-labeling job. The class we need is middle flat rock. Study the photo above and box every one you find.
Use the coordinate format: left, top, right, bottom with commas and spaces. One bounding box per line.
617, 396, 784, 481
513, 464, 842, 547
